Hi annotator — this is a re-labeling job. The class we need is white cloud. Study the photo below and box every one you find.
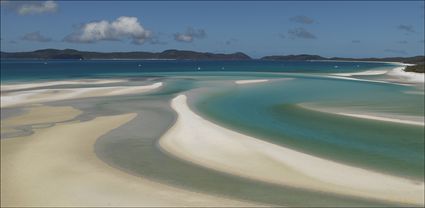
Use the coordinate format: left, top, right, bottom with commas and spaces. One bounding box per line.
174, 27, 206, 42
2, 1, 58, 15
64, 16, 151, 44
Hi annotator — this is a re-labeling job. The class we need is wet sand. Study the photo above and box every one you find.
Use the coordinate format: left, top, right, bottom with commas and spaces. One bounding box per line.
0, 109, 255, 207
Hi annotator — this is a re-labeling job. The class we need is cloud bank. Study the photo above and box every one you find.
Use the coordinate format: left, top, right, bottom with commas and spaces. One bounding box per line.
290, 15, 315, 24
397, 25, 415, 33
22, 32, 52, 42
2, 1, 58, 15
64, 16, 151, 44
174, 27, 206, 42
288, 27, 316, 39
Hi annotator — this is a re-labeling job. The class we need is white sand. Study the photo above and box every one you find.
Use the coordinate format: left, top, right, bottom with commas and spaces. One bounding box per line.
299, 103, 425, 126
160, 94, 424, 206
235, 79, 269, 84
338, 112, 424, 126
324, 75, 404, 85
385, 66, 425, 84
332, 70, 388, 77
1, 82, 162, 107
1, 111, 255, 207
327, 62, 424, 85
1, 79, 126, 92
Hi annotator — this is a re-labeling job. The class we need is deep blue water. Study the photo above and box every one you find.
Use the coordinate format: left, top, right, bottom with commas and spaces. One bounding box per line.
0, 59, 395, 82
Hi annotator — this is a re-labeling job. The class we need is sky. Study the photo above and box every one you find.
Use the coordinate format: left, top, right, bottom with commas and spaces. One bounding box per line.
1, 1, 424, 58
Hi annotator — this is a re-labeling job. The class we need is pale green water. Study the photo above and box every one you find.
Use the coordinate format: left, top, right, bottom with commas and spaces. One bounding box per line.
194, 75, 424, 180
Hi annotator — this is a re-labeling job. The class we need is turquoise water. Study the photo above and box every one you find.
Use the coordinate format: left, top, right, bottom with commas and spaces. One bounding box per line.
194, 76, 424, 180
1, 60, 423, 206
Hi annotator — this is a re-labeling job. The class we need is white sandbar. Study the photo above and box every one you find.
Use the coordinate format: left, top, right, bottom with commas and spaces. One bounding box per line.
235, 79, 269, 85
1, 79, 127, 92
1, 82, 162, 107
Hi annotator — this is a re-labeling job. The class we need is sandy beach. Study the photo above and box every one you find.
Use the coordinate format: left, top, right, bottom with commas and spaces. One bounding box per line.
160, 94, 424, 206
329, 64, 424, 85
1, 107, 256, 207
385, 66, 425, 84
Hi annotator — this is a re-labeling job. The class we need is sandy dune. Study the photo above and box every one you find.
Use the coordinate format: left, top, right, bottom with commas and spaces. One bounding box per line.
160, 94, 424, 206
1, 82, 162, 107
1, 111, 256, 207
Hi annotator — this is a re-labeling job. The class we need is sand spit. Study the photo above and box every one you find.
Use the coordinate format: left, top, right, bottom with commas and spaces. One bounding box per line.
324, 75, 406, 85
332, 70, 388, 77
299, 103, 424, 127
338, 112, 424, 126
1, 79, 127, 92
160, 94, 424, 206
235, 79, 269, 85
1, 112, 256, 207
1, 82, 162, 108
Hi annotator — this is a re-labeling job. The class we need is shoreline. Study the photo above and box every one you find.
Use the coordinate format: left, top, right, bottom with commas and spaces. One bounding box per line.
159, 94, 424, 206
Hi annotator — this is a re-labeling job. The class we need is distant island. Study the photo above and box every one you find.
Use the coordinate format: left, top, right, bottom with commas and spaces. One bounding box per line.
0, 49, 251, 61
1, 49, 424, 73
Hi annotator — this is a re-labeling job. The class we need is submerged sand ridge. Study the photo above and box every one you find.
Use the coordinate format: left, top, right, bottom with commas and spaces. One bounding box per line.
159, 94, 425, 206
1, 105, 82, 139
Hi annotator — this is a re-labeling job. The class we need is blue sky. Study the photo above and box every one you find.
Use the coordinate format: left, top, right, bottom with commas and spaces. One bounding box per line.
1, 1, 424, 58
